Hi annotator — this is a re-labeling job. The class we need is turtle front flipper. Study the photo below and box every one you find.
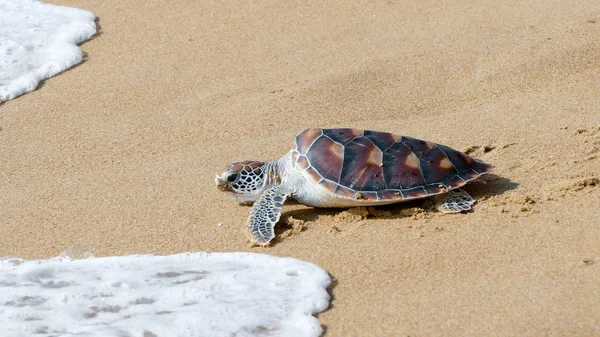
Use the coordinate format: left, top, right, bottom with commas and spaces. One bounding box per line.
246, 185, 289, 246
436, 189, 475, 213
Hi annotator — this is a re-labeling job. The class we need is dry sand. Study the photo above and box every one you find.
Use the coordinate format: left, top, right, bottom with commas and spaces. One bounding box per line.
2, 0, 600, 335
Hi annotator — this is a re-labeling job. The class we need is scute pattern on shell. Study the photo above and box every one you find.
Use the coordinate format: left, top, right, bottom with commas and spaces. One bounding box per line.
293, 128, 493, 202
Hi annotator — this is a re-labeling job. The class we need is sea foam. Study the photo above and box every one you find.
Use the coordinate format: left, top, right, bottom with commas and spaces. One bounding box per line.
0, 252, 331, 337
0, 0, 96, 103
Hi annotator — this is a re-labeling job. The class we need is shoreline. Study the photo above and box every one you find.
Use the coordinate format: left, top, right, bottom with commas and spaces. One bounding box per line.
1, 0, 599, 336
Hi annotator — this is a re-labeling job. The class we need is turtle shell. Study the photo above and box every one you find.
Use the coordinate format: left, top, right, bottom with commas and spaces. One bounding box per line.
291, 128, 493, 202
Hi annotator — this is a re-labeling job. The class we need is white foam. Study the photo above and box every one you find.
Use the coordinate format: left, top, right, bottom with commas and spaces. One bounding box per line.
0, 252, 331, 337
0, 0, 96, 103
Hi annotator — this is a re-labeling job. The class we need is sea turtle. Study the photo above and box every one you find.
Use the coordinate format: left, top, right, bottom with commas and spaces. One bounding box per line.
215, 128, 493, 246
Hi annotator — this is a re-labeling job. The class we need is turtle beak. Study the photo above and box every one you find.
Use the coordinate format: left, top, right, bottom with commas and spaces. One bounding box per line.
215, 174, 229, 191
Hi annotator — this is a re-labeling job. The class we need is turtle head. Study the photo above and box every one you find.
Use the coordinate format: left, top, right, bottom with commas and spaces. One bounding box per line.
215, 161, 268, 204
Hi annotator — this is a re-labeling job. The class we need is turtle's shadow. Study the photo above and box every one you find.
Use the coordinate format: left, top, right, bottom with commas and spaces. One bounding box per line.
464, 173, 519, 198
277, 173, 518, 223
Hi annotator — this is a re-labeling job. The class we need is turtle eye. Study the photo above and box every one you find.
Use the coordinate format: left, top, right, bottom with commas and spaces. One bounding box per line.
227, 173, 239, 183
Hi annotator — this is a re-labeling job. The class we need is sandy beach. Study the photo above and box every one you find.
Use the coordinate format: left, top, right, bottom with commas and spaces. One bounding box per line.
2, 0, 600, 335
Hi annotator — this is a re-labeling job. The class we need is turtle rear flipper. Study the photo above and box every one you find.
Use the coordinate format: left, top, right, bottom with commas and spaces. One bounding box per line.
246, 185, 289, 246
436, 189, 475, 213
